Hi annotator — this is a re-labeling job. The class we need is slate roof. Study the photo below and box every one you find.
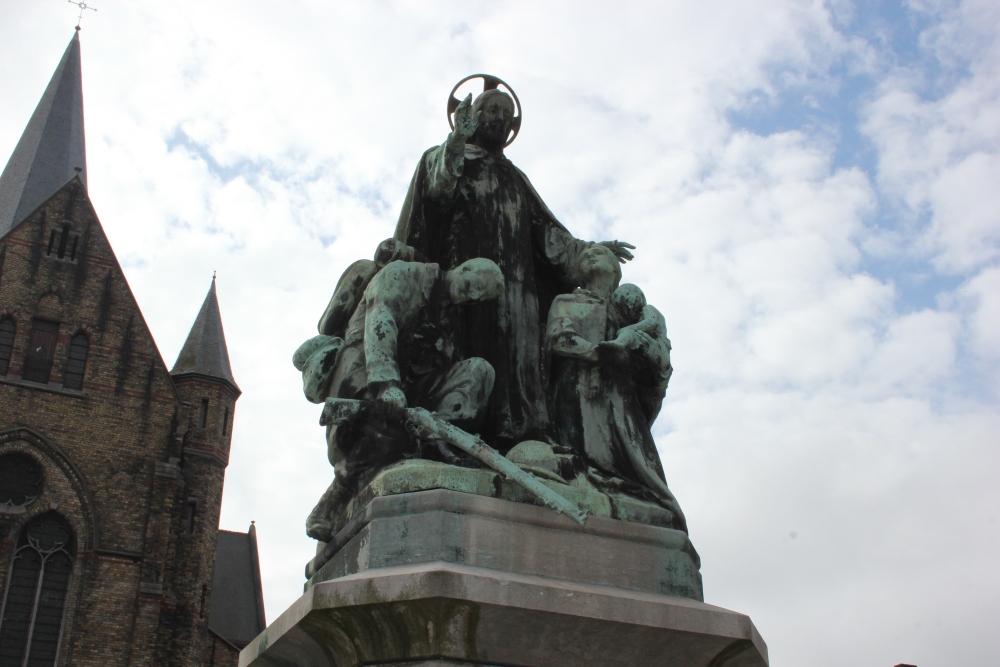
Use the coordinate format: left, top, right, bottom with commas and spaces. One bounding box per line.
0, 30, 86, 238
209, 524, 266, 648
171, 277, 240, 392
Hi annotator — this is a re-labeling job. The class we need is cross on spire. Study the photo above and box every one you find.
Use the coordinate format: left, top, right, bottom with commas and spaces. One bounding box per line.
67, 0, 97, 29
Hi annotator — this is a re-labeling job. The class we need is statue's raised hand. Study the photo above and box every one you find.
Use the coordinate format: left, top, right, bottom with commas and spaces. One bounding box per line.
598, 240, 636, 264
453, 93, 480, 143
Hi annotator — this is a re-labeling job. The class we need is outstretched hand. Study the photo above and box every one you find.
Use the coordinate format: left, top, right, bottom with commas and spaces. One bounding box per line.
453, 93, 481, 142
598, 240, 636, 264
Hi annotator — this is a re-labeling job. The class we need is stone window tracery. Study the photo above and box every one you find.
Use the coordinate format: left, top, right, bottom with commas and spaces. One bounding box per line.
61, 334, 88, 391
0, 512, 75, 667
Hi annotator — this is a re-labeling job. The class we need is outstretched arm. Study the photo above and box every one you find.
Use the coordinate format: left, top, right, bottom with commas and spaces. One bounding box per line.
597, 240, 636, 264
526, 181, 635, 285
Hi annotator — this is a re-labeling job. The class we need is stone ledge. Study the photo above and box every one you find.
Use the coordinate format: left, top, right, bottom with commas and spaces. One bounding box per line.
0, 374, 88, 397
241, 562, 767, 667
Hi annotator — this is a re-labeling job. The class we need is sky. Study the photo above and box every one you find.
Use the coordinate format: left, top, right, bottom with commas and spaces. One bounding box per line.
2, 1, 998, 665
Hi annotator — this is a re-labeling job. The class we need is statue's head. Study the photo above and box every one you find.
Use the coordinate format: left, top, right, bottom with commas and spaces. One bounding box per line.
578, 245, 622, 295
471, 90, 516, 151
292, 334, 342, 371
373, 238, 424, 267
613, 283, 647, 323
445, 258, 505, 305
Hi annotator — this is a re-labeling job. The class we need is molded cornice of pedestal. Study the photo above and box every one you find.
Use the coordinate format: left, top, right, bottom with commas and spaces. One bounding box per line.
240, 562, 768, 667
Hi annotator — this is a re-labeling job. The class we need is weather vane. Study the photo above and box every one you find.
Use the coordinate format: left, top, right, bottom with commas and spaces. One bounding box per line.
67, 0, 97, 29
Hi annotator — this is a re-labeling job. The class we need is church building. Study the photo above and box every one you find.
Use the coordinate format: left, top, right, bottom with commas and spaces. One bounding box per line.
0, 30, 264, 666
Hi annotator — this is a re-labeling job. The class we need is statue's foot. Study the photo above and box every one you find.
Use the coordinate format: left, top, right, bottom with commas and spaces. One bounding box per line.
306, 514, 335, 543
306, 478, 353, 542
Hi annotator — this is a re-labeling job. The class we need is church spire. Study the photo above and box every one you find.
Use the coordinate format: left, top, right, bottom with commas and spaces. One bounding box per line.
0, 31, 87, 238
171, 276, 240, 393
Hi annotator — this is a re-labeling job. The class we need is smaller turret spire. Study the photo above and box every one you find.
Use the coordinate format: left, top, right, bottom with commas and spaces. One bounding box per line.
171, 276, 239, 392
0, 31, 87, 237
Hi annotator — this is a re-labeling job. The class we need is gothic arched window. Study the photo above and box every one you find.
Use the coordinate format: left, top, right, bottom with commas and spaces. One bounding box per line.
0, 512, 75, 667
0, 318, 15, 377
61, 334, 89, 391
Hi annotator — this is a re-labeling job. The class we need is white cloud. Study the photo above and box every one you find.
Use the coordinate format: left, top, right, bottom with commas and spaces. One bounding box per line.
862, 1, 1000, 273
960, 266, 1000, 361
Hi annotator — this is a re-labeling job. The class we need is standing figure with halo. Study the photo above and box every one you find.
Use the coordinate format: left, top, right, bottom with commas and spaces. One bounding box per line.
394, 74, 636, 451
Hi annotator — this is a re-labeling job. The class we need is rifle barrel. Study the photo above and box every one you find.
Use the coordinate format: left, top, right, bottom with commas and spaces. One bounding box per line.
321, 398, 588, 526
406, 407, 588, 525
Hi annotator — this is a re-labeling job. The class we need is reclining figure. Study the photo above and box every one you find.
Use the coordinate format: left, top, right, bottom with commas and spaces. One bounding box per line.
295, 245, 504, 541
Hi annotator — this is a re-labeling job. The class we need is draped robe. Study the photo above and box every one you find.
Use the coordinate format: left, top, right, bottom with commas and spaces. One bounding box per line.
545, 290, 683, 522
394, 143, 591, 449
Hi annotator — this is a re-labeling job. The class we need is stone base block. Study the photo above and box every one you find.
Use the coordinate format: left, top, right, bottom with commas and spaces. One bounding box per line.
307, 488, 702, 600
246, 490, 765, 667
239, 562, 768, 667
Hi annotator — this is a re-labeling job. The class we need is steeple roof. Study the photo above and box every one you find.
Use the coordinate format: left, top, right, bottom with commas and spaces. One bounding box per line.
171, 277, 240, 392
0, 30, 87, 238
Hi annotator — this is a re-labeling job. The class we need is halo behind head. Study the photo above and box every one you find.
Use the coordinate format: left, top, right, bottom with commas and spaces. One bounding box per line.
448, 74, 522, 147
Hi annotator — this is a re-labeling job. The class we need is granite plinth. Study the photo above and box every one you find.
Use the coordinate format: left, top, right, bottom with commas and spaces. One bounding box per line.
239, 562, 767, 667
243, 490, 766, 666
307, 488, 702, 600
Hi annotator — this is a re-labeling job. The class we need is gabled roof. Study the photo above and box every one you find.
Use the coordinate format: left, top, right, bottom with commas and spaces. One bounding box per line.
0, 30, 86, 238
209, 524, 266, 648
171, 277, 239, 392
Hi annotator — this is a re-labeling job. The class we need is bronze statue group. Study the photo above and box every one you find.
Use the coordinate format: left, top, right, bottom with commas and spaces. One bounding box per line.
294, 76, 685, 543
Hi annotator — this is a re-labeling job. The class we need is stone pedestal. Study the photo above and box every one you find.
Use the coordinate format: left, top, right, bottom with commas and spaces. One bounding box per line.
240, 489, 767, 666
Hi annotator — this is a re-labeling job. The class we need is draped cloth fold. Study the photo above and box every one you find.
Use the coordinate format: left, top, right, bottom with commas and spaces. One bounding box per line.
394, 143, 591, 449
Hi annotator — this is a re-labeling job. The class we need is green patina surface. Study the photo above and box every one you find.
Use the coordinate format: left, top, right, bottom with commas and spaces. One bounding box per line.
303, 459, 703, 602
337, 458, 676, 530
